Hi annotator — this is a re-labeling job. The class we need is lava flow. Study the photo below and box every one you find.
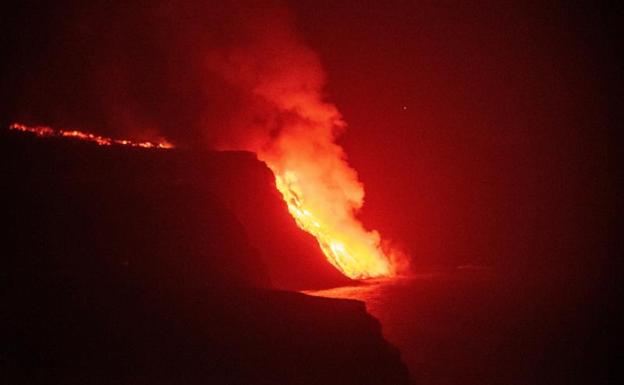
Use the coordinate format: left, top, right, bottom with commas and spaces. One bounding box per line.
9, 123, 173, 149
273, 170, 392, 279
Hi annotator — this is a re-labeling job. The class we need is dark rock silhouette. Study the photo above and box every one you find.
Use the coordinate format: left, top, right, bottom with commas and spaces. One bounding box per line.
1, 129, 409, 385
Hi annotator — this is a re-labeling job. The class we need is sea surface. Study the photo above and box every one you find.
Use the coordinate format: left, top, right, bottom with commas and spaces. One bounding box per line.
305, 269, 609, 385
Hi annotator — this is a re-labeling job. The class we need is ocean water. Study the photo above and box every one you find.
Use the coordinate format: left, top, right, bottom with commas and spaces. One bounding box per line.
306, 269, 608, 385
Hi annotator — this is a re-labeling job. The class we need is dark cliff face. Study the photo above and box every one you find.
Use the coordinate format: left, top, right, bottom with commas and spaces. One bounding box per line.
2, 133, 269, 289
1, 130, 409, 385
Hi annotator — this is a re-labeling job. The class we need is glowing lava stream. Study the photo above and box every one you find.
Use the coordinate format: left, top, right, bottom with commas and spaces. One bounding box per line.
9, 123, 173, 149
273, 170, 393, 279
9, 122, 393, 279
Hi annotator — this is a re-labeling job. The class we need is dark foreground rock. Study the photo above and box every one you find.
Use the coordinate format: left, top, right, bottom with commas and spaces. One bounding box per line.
1, 130, 410, 385
5, 279, 409, 385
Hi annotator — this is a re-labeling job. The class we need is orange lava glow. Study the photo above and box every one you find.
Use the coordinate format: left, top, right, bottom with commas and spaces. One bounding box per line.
9, 123, 173, 149
271, 168, 393, 279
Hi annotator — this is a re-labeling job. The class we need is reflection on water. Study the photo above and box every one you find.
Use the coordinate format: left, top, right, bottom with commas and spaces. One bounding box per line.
305, 270, 603, 385
305, 275, 435, 305
304, 274, 444, 383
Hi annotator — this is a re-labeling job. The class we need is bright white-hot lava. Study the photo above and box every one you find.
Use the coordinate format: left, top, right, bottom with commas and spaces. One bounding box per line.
273, 170, 392, 279
256, 114, 394, 279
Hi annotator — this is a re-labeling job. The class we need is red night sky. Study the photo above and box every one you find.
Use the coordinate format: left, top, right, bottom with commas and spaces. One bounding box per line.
2, 2, 621, 385
2, 1, 618, 273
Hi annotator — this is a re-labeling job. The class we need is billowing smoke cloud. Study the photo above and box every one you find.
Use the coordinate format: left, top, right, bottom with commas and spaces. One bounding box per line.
3, 0, 398, 277
207, 11, 359, 226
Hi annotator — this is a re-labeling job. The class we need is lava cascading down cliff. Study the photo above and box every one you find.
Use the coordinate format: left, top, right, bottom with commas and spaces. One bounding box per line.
207, 14, 395, 279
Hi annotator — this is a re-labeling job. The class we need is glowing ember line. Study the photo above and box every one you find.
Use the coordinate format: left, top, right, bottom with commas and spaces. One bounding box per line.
9, 123, 173, 149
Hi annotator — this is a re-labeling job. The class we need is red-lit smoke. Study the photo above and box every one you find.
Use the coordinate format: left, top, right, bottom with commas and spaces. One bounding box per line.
206, 13, 396, 278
